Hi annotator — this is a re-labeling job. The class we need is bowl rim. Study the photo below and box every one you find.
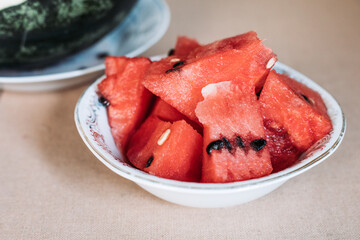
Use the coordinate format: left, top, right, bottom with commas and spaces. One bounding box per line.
74, 61, 346, 193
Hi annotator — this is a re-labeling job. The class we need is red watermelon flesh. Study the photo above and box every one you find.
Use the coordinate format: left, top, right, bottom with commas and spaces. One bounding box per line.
146, 120, 203, 182
98, 56, 153, 152
264, 120, 301, 172
127, 116, 202, 182
105, 56, 128, 77
195, 81, 273, 183
150, 98, 203, 134
142, 31, 276, 121
259, 70, 332, 152
186, 31, 276, 90
173, 36, 201, 59
126, 116, 171, 169
187, 31, 258, 59
150, 98, 186, 122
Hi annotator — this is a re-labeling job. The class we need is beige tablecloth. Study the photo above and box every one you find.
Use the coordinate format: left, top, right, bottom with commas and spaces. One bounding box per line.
1, 0, 359, 239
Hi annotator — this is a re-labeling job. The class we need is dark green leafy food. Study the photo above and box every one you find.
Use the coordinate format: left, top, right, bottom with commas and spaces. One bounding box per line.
0, 0, 138, 68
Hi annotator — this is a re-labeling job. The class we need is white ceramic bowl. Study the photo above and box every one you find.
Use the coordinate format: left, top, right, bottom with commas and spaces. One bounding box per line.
74, 62, 345, 208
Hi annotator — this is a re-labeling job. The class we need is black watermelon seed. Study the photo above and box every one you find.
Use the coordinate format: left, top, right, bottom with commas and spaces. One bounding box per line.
256, 87, 263, 99
96, 52, 109, 59
173, 61, 185, 68
165, 68, 181, 74
145, 156, 154, 168
168, 48, 175, 56
206, 140, 224, 155
99, 96, 110, 107
250, 139, 267, 151
301, 94, 311, 104
235, 136, 245, 148
222, 137, 232, 152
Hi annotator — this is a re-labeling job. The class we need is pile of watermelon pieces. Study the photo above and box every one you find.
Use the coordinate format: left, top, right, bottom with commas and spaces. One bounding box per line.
98, 31, 332, 183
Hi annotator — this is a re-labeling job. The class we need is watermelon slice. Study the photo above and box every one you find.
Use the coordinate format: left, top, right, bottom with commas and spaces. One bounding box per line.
150, 98, 186, 123
173, 36, 201, 59
263, 120, 301, 172
195, 81, 273, 183
187, 31, 258, 59
142, 31, 276, 121
259, 70, 332, 153
104, 56, 128, 77
98, 56, 153, 152
150, 98, 203, 134
127, 116, 203, 182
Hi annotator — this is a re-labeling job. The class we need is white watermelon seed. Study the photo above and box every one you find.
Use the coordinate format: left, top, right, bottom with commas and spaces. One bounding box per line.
310, 98, 315, 105
157, 129, 171, 146
170, 58, 181, 63
266, 57, 276, 69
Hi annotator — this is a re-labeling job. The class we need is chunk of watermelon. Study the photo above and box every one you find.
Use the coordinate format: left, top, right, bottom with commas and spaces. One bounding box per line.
187, 31, 258, 59
259, 70, 332, 152
104, 56, 128, 77
127, 116, 203, 182
150, 98, 203, 134
263, 120, 301, 172
195, 81, 273, 183
173, 36, 201, 59
98, 56, 153, 152
150, 98, 186, 123
142, 31, 276, 121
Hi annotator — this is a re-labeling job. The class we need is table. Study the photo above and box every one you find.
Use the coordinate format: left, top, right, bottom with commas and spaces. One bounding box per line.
1, 0, 359, 239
